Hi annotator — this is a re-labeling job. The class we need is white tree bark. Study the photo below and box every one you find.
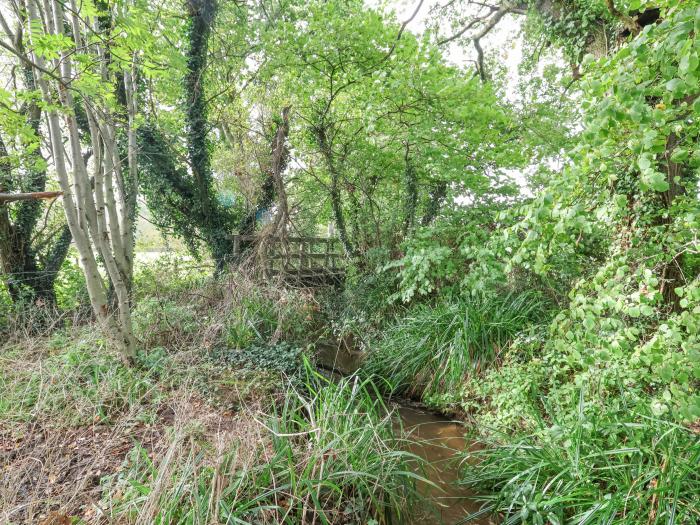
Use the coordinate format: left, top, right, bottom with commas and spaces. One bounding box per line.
19, 0, 140, 361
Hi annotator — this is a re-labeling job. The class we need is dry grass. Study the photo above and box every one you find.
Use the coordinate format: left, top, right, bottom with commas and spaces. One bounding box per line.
0, 307, 281, 524
0, 352, 275, 525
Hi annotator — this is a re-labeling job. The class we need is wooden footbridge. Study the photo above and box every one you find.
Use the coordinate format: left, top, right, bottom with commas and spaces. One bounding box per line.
232, 235, 345, 286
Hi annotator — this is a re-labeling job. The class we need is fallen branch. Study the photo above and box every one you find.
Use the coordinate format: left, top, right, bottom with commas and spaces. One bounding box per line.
0, 191, 63, 204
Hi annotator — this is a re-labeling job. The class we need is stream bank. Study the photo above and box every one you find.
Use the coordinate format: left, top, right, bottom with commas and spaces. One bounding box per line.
316, 344, 492, 525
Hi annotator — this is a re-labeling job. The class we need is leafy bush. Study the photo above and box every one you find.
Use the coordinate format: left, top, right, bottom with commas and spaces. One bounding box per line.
461, 399, 700, 525
133, 252, 210, 300
467, 269, 700, 438
363, 291, 549, 404
385, 206, 510, 303
324, 255, 400, 349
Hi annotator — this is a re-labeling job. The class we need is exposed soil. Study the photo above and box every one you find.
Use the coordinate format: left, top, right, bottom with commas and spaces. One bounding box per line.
0, 418, 162, 524
0, 393, 247, 524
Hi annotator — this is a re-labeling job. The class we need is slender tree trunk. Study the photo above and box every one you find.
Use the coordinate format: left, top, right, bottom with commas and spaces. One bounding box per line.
402, 143, 418, 235
24, 0, 138, 361
657, 132, 688, 311
259, 107, 292, 260
314, 123, 355, 257
421, 181, 447, 226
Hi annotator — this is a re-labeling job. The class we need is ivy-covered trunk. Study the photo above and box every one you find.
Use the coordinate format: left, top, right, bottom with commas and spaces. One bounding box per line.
185, 0, 233, 273
313, 121, 356, 257
656, 130, 693, 311
402, 144, 418, 235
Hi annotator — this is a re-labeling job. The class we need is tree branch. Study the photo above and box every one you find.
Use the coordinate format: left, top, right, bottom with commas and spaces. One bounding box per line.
0, 191, 63, 203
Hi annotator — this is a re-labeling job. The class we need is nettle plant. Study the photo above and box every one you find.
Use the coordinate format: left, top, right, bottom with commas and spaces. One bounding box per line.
508, 4, 700, 421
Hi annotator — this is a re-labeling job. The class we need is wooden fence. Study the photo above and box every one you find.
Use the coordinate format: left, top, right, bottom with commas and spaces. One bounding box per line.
231, 235, 345, 285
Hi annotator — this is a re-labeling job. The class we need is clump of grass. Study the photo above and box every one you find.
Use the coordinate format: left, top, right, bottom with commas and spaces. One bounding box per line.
106, 362, 423, 524
0, 329, 161, 425
363, 291, 548, 400
130, 266, 319, 353
461, 398, 700, 524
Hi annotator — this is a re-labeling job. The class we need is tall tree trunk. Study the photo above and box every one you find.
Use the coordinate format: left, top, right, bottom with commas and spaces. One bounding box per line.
185, 0, 233, 273
657, 132, 688, 311
402, 143, 418, 235
23, 0, 138, 361
421, 181, 447, 226
313, 123, 355, 257
259, 107, 292, 261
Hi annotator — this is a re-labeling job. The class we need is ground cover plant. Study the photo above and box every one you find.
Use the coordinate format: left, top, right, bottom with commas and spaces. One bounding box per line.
0, 259, 419, 523
463, 406, 700, 525
101, 363, 421, 525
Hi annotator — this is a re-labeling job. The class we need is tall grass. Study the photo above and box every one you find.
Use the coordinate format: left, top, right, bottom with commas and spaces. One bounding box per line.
0, 331, 160, 424
106, 362, 424, 524
363, 291, 548, 400
460, 398, 700, 524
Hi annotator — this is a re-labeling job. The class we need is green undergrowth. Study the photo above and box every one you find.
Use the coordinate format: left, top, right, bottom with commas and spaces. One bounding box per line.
103, 363, 422, 524
362, 290, 549, 407
0, 331, 162, 425
461, 397, 700, 524
131, 265, 318, 353
1, 262, 421, 523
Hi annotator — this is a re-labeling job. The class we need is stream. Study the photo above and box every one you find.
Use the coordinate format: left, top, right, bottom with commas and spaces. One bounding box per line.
316, 345, 492, 525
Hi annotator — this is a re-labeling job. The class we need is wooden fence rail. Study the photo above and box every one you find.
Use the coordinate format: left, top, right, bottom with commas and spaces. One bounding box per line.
231, 234, 345, 285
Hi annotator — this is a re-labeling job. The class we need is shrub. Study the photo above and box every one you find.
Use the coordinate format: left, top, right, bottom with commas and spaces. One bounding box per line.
133, 252, 210, 300
324, 258, 401, 349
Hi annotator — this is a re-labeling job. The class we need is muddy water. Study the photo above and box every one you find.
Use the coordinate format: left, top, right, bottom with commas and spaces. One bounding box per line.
316, 345, 491, 525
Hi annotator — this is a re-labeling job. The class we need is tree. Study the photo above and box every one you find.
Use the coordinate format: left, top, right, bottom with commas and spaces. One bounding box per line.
505, 2, 700, 420
0, 33, 72, 308
0, 0, 155, 360
207, 0, 524, 259
138, 0, 236, 273
430, 0, 662, 81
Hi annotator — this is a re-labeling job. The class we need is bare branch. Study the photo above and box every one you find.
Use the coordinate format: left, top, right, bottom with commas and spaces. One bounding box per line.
0, 191, 63, 203
437, 1, 523, 81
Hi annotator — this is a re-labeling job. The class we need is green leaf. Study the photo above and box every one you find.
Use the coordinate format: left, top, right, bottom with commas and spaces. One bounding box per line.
665, 78, 683, 95
645, 171, 669, 192
679, 52, 699, 74
670, 149, 689, 163
659, 363, 676, 383
637, 155, 652, 171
